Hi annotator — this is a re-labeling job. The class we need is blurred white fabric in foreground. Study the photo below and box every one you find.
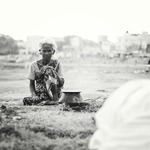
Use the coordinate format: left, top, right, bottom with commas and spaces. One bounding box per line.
89, 79, 150, 150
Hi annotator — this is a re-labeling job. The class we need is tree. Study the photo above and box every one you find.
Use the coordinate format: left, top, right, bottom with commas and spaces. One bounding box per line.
0, 34, 19, 55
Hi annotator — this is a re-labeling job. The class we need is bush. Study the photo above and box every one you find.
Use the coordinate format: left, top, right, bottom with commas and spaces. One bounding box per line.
0, 34, 19, 55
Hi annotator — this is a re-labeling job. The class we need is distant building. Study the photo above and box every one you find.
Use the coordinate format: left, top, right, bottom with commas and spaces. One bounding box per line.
80, 37, 100, 57
16, 40, 27, 54
61, 36, 81, 58
26, 36, 44, 53
117, 31, 150, 54
70, 36, 80, 47
16, 40, 26, 48
98, 35, 108, 43
98, 35, 113, 56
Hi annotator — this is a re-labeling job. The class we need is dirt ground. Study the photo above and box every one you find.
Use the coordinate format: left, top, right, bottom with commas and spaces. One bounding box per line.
0, 57, 150, 150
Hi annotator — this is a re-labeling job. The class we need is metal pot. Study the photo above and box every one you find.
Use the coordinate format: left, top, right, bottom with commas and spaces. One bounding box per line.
58, 90, 83, 105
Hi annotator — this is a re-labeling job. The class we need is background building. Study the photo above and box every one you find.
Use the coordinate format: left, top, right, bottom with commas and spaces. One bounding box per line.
117, 31, 150, 54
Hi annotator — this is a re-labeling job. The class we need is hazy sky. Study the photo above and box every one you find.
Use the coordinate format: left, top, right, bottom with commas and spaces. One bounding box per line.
0, 0, 150, 42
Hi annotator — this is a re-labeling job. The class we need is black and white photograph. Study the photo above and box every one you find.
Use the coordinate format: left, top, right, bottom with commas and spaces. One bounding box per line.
0, 0, 150, 149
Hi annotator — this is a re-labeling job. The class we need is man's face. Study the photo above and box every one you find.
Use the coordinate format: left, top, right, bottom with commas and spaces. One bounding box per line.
41, 44, 54, 59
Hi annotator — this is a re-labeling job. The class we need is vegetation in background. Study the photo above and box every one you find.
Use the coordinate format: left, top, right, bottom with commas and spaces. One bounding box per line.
0, 34, 18, 55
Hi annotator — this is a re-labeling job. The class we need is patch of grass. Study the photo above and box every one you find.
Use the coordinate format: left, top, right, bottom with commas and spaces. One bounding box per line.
0, 105, 18, 120
29, 126, 94, 139
84, 100, 106, 112
0, 124, 93, 150
20, 108, 95, 131
0, 104, 96, 150
0, 125, 56, 150
0, 126, 22, 140
52, 137, 90, 150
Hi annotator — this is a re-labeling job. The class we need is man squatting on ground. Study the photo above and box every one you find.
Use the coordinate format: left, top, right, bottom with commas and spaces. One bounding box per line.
23, 38, 64, 105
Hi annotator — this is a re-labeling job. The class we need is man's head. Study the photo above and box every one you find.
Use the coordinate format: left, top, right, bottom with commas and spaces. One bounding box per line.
39, 38, 57, 58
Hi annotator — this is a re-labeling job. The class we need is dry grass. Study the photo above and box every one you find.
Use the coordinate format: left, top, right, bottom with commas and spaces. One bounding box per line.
0, 105, 95, 150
